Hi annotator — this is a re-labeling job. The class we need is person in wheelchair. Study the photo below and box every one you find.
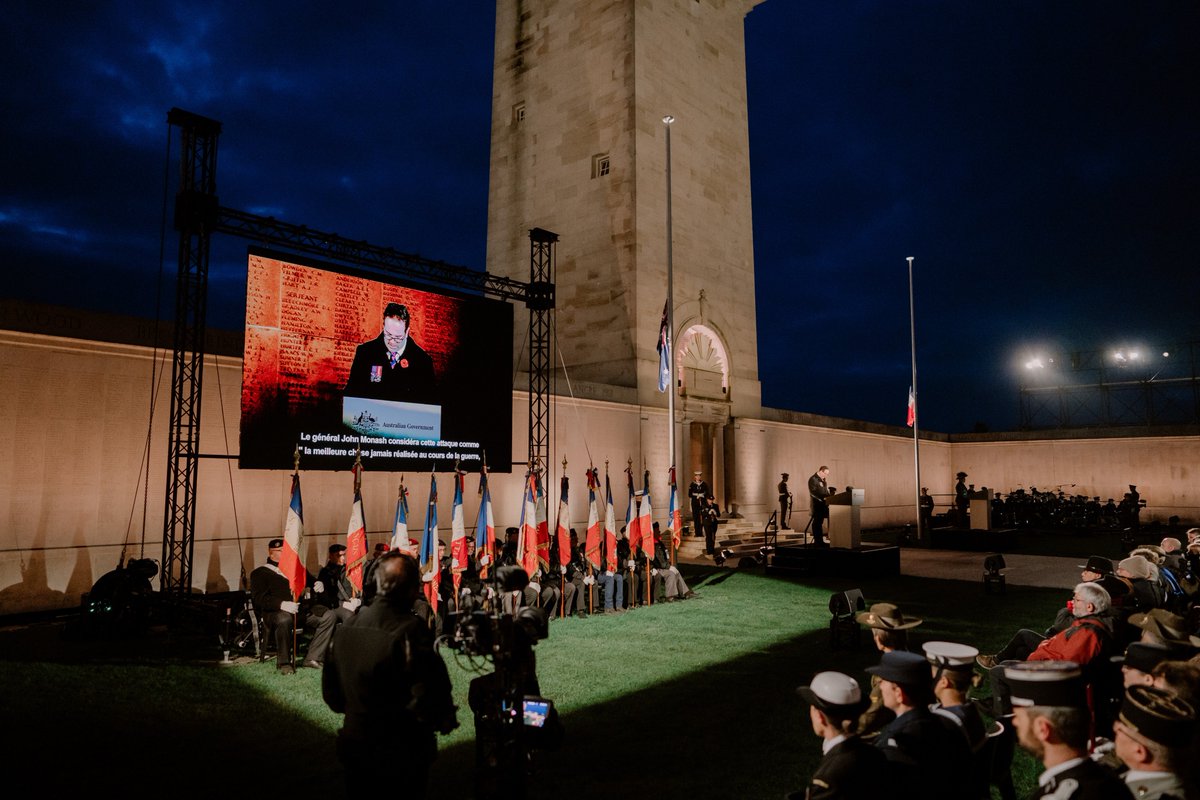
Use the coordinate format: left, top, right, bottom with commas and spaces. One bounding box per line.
250, 538, 301, 674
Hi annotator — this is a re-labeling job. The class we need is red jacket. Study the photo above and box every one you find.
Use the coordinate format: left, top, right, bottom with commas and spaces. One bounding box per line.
1028, 615, 1110, 666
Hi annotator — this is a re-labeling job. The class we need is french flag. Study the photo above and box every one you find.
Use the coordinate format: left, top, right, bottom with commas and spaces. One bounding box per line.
278, 473, 306, 599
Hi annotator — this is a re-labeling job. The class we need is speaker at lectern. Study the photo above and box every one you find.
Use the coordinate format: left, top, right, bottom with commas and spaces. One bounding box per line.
827, 487, 864, 549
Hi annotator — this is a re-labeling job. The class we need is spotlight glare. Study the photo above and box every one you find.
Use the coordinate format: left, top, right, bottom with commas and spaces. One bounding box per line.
1163, 351, 1170, 358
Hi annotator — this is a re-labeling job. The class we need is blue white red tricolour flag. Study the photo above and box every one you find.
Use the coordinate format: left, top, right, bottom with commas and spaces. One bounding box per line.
474, 468, 495, 578
450, 471, 468, 594
603, 470, 618, 572
556, 474, 571, 569
667, 467, 682, 550
638, 472, 654, 560
584, 468, 602, 570
625, 466, 642, 556
419, 474, 439, 611
279, 473, 306, 599
907, 386, 916, 428
518, 472, 539, 578
391, 478, 415, 555
345, 463, 367, 595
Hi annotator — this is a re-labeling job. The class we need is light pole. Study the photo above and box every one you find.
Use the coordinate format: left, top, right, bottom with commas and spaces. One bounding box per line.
907, 256, 922, 543
664, 115, 677, 480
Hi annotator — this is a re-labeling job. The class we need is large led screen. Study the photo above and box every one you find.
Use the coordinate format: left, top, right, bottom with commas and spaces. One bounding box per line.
239, 248, 513, 472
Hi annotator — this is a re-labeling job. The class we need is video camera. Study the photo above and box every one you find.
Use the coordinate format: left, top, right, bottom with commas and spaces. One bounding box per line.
437, 565, 561, 800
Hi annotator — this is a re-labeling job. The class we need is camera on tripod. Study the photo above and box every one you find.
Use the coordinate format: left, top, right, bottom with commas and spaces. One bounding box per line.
437, 565, 562, 799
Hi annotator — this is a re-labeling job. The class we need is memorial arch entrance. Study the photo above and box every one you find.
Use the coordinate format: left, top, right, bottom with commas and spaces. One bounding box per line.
676, 323, 738, 515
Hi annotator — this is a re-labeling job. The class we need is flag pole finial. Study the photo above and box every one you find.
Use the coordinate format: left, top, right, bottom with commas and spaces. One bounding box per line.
562, 455, 568, 474
293, 445, 300, 474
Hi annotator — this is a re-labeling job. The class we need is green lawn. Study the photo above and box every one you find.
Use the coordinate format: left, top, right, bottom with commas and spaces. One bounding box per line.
0, 565, 1064, 798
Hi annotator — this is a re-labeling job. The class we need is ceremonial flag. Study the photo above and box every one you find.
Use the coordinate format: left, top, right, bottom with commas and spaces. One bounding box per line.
638, 471, 654, 560
555, 474, 571, 569
279, 472, 306, 599
390, 478, 415, 555
584, 468, 602, 570
450, 471, 467, 594
535, 472, 550, 570
474, 468, 495, 579
518, 472, 539, 578
346, 461, 367, 594
657, 298, 670, 393
667, 466, 682, 550
603, 470, 617, 572
906, 386, 916, 428
419, 474, 439, 611
625, 466, 642, 557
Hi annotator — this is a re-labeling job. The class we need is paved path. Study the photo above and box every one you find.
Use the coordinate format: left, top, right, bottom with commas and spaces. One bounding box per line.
899, 549, 1081, 589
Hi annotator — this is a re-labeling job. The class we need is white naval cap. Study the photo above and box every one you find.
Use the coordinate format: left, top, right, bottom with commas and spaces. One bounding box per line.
922, 641, 979, 668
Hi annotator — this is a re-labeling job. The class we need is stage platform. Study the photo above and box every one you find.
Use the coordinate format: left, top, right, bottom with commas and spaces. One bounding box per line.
766, 542, 900, 579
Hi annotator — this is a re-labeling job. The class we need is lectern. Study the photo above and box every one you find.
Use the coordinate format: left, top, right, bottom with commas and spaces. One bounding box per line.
968, 487, 993, 531
828, 487, 864, 548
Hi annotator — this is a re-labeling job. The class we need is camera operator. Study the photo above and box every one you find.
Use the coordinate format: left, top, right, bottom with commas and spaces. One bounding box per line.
322, 551, 457, 797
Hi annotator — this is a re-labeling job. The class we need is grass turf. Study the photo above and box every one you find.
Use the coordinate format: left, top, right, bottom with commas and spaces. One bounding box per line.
0, 565, 1065, 798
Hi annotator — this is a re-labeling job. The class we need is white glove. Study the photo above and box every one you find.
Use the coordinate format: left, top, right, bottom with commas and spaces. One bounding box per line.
341, 598, 361, 612
422, 571, 434, 582
313, 580, 325, 594
669, 566, 679, 575
461, 587, 472, 596
279, 600, 299, 614
651, 568, 659, 576
583, 575, 595, 586
560, 565, 567, 574
605, 570, 614, 577
627, 559, 636, 570
529, 581, 541, 593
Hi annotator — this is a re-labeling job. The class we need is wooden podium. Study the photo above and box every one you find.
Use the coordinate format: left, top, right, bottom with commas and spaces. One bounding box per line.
968, 487, 993, 530
828, 487, 864, 549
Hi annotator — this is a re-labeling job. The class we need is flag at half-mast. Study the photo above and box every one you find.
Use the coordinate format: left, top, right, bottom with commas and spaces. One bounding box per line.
518, 471, 539, 578
450, 470, 468, 594
603, 469, 618, 572
279, 472, 306, 599
390, 478, 415, 556
584, 468, 602, 570
474, 467, 496, 579
638, 469, 654, 560
624, 465, 642, 558
657, 298, 671, 393
419, 474, 439, 612
667, 466, 683, 550
906, 386, 916, 428
555, 473, 571, 569
345, 460, 367, 595
535, 471, 550, 571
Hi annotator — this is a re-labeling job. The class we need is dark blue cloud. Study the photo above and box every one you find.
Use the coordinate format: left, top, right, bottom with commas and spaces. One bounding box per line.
1, 1, 1196, 432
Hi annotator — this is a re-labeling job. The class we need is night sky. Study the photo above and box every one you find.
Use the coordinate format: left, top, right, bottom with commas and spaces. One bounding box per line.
2, 2, 1196, 433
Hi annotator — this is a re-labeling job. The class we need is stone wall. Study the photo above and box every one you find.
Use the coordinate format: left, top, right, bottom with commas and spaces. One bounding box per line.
2, 329, 1196, 616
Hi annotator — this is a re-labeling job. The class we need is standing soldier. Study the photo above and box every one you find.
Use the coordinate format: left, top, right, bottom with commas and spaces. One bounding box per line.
778, 473, 792, 530
688, 470, 710, 539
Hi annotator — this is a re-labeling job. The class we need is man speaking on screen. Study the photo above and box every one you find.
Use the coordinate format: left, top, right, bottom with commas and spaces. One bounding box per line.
343, 302, 436, 404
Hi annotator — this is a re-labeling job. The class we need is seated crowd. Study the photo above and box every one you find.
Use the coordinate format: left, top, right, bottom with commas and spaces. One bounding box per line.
250, 520, 700, 673
790, 527, 1200, 799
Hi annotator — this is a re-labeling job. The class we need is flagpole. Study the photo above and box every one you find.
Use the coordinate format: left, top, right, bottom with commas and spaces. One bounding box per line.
907, 256, 922, 545
663, 114, 677, 496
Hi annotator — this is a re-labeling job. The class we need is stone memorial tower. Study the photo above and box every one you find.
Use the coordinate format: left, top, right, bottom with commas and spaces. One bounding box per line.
486, 0, 765, 505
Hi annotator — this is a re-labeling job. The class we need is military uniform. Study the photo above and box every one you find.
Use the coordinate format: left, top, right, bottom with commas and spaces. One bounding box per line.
1032, 757, 1130, 799
249, 556, 296, 670
798, 735, 889, 799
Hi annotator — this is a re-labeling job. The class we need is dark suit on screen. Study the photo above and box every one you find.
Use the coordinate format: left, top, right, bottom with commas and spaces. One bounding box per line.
809, 471, 830, 545
343, 333, 436, 404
